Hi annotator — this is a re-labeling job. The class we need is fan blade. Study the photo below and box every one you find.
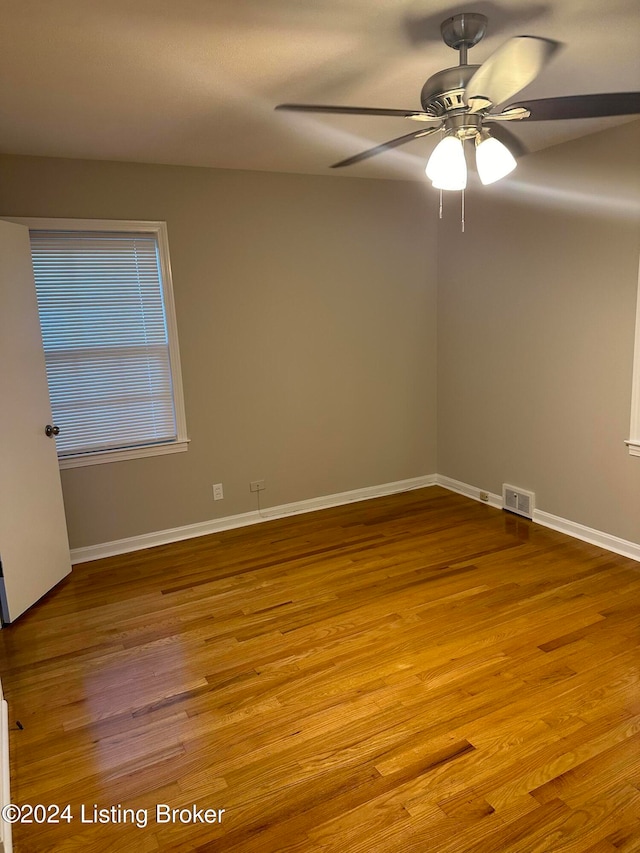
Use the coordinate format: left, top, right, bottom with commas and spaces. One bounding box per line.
485, 107, 531, 122
465, 36, 561, 107
331, 126, 441, 168
467, 96, 493, 114
484, 124, 528, 159
508, 92, 640, 120
275, 103, 440, 121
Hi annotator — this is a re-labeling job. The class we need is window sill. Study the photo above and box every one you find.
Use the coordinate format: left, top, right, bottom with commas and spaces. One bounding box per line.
625, 440, 640, 457
59, 439, 190, 469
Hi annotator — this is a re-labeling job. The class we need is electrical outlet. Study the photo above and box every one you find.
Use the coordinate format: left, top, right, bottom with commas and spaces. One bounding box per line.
250, 480, 265, 493
213, 483, 224, 501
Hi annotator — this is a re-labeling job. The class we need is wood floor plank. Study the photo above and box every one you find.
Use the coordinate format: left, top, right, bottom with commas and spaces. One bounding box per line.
0, 487, 638, 851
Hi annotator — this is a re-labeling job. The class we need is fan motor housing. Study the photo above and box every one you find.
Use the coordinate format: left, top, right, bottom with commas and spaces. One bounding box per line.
420, 65, 479, 116
446, 112, 483, 139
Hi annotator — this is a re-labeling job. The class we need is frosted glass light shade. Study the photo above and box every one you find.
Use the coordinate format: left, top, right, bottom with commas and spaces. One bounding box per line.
425, 136, 467, 191
475, 134, 517, 185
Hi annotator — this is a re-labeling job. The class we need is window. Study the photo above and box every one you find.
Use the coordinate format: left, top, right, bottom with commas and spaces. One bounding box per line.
17, 218, 188, 468
627, 255, 640, 457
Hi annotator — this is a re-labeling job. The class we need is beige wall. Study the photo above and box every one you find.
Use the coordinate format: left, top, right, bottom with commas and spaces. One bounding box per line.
0, 157, 438, 548
2, 120, 638, 552
437, 120, 640, 543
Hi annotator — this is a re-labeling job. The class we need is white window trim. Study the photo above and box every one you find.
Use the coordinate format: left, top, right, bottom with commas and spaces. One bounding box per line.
57, 439, 189, 469
8, 217, 189, 468
626, 254, 640, 457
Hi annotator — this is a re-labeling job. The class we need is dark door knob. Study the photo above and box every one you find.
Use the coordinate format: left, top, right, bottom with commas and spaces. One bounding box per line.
45, 424, 60, 437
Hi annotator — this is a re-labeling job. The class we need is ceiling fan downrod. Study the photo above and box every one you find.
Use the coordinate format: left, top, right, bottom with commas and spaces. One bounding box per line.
419, 13, 487, 118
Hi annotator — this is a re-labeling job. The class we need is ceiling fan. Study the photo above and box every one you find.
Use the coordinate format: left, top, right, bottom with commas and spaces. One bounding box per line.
276, 12, 640, 190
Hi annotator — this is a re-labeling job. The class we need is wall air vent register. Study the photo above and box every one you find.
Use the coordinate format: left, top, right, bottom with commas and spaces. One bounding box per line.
502, 484, 535, 519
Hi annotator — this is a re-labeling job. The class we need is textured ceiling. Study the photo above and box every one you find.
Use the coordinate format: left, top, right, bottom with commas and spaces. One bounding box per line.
1, 0, 639, 180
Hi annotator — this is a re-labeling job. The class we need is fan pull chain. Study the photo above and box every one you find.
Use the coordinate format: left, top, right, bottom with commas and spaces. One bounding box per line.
439, 188, 443, 220
461, 189, 465, 233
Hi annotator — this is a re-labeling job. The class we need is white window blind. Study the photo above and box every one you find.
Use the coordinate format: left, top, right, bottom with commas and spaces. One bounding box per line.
30, 229, 180, 459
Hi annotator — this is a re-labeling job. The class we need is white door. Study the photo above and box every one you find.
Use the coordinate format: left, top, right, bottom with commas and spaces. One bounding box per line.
0, 219, 71, 623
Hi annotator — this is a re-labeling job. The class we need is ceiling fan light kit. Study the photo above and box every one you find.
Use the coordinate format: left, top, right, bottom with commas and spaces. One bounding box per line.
276, 11, 640, 221
475, 131, 517, 185
425, 135, 467, 190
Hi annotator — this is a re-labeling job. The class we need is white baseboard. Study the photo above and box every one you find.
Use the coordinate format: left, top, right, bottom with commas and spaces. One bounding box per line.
436, 475, 639, 563
435, 475, 503, 509
533, 509, 640, 563
71, 510, 261, 564
70, 474, 437, 564
70, 472, 640, 566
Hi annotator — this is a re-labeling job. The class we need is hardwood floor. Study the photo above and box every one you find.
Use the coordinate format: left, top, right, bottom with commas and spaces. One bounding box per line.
0, 486, 639, 852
